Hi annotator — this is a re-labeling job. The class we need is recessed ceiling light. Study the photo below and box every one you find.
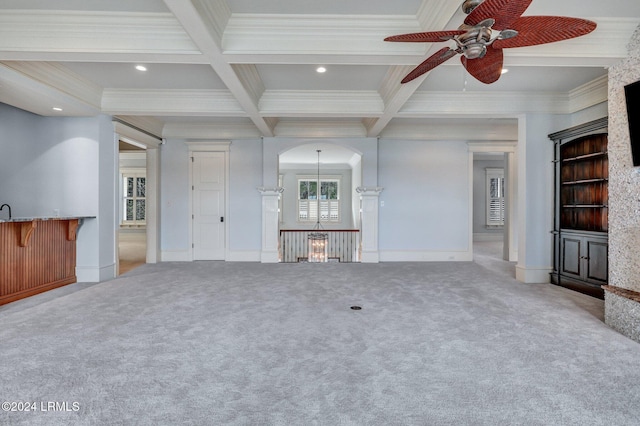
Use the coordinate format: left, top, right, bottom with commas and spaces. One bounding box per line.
52, 107, 62, 111
135, 65, 147, 72
316, 66, 326, 73
501, 68, 509, 74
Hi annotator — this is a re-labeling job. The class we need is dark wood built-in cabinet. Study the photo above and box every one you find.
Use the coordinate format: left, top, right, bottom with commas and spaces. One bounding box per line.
549, 118, 608, 298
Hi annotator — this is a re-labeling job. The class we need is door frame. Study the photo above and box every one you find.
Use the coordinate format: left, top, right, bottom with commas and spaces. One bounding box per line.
186, 141, 231, 261
468, 141, 518, 262
113, 121, 162, 274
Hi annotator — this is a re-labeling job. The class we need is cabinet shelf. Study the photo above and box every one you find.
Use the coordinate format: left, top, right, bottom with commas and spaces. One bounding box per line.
562, 151, 607, 162
561, 178, 608, 185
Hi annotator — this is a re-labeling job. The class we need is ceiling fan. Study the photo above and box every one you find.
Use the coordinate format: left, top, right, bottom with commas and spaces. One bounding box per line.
385, 0, 597, 84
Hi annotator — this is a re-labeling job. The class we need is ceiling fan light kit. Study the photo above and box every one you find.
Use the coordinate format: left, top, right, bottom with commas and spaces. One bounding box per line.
385, 0, 597, 84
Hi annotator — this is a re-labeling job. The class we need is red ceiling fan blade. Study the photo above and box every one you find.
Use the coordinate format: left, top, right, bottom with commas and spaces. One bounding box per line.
461, 47, 504, 84
465, 0, 532, 30
493, 16, 597, 49
401, 48, 458, 83
385, 30, 465, 43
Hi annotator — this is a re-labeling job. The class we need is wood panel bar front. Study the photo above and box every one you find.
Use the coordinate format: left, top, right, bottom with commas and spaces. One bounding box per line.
0, 219, 78, 306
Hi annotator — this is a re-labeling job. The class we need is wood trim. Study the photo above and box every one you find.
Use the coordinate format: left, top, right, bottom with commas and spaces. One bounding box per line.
1, 219, 77, 306
67, 219, 79, 241
19, 220, 36, 247
603, 285, 640, 303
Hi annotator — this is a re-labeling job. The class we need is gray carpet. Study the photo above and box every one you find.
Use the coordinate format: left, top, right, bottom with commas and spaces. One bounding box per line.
1, 254, 639, 425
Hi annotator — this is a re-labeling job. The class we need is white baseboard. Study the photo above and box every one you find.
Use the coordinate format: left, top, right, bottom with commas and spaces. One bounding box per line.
515, 265, 551, 283
161, 250, 192, 262
77, 263, 116, 283
473, 233, 503, 242
227, 250, 261, 262
260, 250, 280, 263
361, 251, 380, 263
379, 250, 473, 262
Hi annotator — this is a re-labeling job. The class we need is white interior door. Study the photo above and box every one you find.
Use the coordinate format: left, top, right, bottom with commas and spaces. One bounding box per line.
192, 152, 225, 260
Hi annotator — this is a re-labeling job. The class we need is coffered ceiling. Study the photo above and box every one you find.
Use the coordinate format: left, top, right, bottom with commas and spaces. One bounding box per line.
0, 0, 638, 140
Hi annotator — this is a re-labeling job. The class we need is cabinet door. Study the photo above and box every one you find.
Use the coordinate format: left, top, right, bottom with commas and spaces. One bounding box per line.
585, 237, 608, 284
561, 235, 582, 279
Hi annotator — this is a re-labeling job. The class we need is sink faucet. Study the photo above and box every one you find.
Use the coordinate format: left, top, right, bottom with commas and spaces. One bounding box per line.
0, 204, 11, 219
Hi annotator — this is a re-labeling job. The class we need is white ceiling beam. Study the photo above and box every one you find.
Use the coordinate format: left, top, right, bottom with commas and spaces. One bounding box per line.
259, 90, 384, 117
223, 14, 424, 57
1, 61, 103, 109
0, 10, 200, 57
381, 120, 518, 141
116, 116, 166, 138
400, 91, 571, 115
365, 0, 462, 137
163, 121, 262, 139
163, 0, 275, 136
102, 89, 246, 116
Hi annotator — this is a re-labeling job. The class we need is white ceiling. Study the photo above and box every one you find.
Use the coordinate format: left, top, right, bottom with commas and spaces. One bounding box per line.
0, 0, 639, 146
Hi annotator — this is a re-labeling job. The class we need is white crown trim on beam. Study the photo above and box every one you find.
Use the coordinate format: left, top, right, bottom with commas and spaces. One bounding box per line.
503, 18, 638, 66
259, 90, 384, 117
0, 11, 200, 55
102, 89, 246, 116
274, 120, 368, 138
568, 75, 608, 113
400, 91, 571, 116
381, 120, 518, 141
2, 61, 103, 109
164, 0, 274, 136
163, 122, 262, 140
223, 14, 424, 57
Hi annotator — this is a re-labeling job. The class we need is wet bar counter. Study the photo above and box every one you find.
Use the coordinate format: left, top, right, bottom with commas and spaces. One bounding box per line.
0, 217, 91, 306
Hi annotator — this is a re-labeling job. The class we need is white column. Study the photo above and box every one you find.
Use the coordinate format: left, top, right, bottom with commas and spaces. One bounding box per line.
258, 187, 283, 263
357, 187, 383, 263
146, 146, 159, 264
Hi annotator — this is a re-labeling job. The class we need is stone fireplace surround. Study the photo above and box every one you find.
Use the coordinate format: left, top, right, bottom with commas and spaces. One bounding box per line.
605, 23, 640, 344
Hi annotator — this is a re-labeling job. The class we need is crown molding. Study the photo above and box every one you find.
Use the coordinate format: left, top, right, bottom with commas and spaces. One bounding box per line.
191, 0, 231, 46
2, 61, 103, 109
378, 65, 416, 104
259, 90, 383, 117
400, 91, 570, 116
163, 122, 261, 139
504, 18, 638, 66
381, 119, 518, 141
568, 75, 608, 113
0, 62, 101, 116
232, 64, 265, 104
416, 0, 462, 32
102, 89, 246, 116
0, 11, 200, 55
223, 14, 424, 57
274, 120, 367, 138
116, 116, 165, 138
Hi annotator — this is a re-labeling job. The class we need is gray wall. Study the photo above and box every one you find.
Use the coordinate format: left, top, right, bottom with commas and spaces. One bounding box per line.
228, 140, 262, 255
378, 139, 470, 259
0, 102, 117, 281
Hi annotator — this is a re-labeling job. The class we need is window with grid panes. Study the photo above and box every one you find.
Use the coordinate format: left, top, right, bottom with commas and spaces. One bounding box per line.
297, 176, 340, 222
122, 173, 146, 225
486, 168, 505, 226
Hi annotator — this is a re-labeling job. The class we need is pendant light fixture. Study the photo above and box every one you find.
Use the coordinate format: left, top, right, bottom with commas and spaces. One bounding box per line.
308, 150, 328, 262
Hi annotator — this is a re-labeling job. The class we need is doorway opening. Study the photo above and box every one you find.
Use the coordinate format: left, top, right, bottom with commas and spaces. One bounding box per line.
278, 142, 362, 262
118, 139, 147, 274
